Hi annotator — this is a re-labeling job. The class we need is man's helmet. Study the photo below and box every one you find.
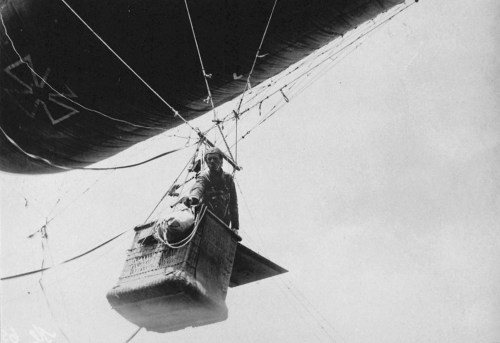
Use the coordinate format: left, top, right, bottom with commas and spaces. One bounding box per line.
204, 147, 224, 160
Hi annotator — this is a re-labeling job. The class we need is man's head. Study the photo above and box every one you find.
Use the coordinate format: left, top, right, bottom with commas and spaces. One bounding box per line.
205, 147, 223, 172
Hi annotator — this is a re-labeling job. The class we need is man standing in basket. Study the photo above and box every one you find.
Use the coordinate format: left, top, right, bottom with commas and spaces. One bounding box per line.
183, 147, 239, 231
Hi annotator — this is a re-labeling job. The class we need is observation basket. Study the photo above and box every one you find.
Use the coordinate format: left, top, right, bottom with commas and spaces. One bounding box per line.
106, 208, 286, 332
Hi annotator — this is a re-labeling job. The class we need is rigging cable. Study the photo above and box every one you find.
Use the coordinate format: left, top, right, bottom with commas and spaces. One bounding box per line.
234, 0, 279, 115
183, 0, 235, 161
0, 178, 53, 228
71, 146, 189, 171
47, 171, 113, 217
58, 0, 189, 126
281, 277, 347, 343
233, 179, 266, 253
143, 142, 202, 223
234, 182, 340, 342
215, 1, 415, 147
58, 0, 207, 141
0, 232, 134, 321
0, 229, 130, 281
38, 229, 73, 343
0, 124, 190, 171
26, 170, 117, 238
175, 0, 280, 165
273, 277, 338, 342
1, 168, 117, 244
234, 191, 341, 342
205, 0, 414, 136
231, 47, 353, 142
234, 0, 279, 164
124, 327, 142, 343
0, 132, 202, 282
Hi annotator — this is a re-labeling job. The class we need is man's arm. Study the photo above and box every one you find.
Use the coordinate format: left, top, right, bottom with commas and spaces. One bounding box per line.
188, 173, 209, 205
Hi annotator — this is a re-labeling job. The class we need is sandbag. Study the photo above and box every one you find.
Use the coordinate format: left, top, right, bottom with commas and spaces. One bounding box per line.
158, 208, 195, 244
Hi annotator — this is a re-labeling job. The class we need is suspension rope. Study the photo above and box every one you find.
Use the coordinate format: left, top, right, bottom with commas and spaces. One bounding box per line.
184, 0, 278, 165
143, 142, 202, 223
235, 109, 238, 165
233, 0, 278, 164
234, 0, 278, 115
183, 0, 235, 162
57, 0, 205, 137
0, 9, 162, 131
59, 1, 175, 115
182, 0, 216, 117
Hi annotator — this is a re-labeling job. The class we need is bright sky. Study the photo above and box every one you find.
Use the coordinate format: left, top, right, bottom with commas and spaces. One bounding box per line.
1, 1, 499, 342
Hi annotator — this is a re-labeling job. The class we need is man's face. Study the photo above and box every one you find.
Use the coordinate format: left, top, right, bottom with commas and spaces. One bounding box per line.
206, 153, 222, 171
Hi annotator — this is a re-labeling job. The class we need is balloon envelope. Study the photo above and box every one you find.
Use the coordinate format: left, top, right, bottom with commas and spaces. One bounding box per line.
0, 0, 404, 173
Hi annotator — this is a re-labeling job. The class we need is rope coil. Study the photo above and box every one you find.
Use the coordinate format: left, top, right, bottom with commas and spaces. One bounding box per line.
152, 206, 207, 249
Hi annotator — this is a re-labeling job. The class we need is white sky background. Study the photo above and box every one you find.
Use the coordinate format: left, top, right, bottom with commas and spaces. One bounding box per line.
1, 1, 500, 342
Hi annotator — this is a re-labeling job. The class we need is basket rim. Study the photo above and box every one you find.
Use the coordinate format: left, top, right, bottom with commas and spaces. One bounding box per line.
133, 208, 242, 242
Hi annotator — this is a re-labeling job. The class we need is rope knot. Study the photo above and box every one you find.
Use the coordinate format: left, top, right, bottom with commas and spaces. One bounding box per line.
280, 89, 290, 103
40, 225, 48, 239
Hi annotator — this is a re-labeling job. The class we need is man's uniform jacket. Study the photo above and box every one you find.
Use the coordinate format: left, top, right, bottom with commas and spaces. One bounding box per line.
189, 169, 239, 229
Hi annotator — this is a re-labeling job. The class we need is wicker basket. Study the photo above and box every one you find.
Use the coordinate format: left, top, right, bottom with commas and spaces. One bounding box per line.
106, 208, 241, 333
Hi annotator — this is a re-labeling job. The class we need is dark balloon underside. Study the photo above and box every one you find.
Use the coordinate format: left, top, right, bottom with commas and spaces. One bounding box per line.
0, 0, 404, 173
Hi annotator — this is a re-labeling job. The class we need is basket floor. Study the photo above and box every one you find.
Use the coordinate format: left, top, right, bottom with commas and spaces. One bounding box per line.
112, 290, 228, 333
